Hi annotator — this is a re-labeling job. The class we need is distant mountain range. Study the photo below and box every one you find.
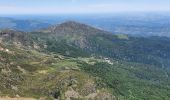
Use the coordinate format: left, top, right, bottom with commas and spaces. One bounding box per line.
1, 14, 170, 37
0, 21, 170, 99
0, 17, 50, 31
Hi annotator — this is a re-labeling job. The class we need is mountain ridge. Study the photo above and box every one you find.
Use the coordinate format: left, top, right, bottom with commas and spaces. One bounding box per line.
41, 21, 111, 35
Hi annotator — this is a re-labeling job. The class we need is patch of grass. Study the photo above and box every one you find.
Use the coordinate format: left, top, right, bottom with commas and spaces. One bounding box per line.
116, 34, 129, 40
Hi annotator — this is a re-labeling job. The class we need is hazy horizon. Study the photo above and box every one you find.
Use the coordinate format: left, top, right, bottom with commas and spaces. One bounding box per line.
0, 0, 170, 15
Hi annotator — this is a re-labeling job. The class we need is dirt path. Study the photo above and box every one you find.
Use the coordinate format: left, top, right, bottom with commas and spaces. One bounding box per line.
0, 97, 36, 100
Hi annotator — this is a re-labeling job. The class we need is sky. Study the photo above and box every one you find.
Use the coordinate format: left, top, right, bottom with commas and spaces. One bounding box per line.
0, 0, 170, 15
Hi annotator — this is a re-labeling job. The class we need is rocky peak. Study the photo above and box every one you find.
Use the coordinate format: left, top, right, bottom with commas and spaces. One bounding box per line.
42, 21, 110, 36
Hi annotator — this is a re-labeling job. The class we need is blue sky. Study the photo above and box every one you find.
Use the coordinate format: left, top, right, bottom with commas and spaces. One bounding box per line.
0, 0, 170, 14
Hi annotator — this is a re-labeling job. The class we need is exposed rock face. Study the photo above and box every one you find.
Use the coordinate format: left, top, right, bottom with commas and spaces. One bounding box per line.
65, 87, 79, 100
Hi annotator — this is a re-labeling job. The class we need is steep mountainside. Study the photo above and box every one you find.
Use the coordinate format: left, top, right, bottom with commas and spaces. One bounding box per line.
38, 21, 170, 68
0, 21, 170, 100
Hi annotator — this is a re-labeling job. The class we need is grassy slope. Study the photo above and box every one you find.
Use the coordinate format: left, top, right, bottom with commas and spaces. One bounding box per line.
0, 41, 170, 100
0, 44, 113, 100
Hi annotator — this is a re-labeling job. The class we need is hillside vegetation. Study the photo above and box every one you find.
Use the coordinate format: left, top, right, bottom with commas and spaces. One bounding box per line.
0, 21, 170, 100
